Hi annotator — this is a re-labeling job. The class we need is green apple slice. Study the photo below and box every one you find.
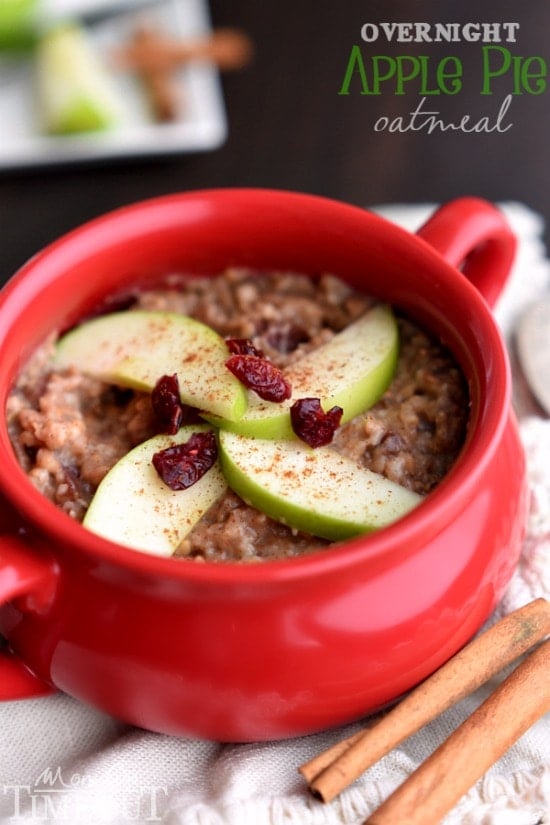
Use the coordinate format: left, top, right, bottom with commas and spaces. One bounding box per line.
0, 0, 38, 50
54, 311, 248, 421
218, 431, 423, 540
35, 22, 124, 135
203, 303, 399, 439
83, 425, 226, 556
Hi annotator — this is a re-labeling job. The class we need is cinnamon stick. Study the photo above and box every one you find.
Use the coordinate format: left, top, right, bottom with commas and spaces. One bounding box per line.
111, 26, 181, 121
365, 637, 550, 825
112, 26, 253, 122
113, 27, 254, 73
299, 598, 550, 802
299, 730, 367, 782
142, 65, 180, 123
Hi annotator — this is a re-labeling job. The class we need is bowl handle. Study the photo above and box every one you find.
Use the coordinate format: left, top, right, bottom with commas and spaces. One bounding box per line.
0, 519, 59, 699
416, 197, 517, 308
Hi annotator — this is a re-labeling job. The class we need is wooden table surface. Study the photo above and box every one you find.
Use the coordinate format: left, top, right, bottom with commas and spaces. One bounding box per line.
1, 0, 549, 285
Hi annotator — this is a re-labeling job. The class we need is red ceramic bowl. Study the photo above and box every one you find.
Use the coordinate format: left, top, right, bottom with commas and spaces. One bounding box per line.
0, 190, 527, 742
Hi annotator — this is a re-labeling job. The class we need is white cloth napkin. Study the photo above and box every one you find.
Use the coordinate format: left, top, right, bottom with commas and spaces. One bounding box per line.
1, 202, 549, 825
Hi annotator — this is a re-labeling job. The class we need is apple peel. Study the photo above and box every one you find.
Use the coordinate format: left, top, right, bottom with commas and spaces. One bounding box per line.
218, 431, 423, 541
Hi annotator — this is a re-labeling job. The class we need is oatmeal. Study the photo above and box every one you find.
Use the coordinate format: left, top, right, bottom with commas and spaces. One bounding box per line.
6, 269, 469, 562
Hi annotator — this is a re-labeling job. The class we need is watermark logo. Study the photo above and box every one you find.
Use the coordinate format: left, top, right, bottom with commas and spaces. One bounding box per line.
3, 766, 167, 822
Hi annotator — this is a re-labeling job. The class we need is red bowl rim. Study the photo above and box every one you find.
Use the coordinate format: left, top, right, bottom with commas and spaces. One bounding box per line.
0, 188, 512, 586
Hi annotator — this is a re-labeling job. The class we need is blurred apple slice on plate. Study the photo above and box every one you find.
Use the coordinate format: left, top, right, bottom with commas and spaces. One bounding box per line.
35, 22, 125, 134
0, 0, 38, 50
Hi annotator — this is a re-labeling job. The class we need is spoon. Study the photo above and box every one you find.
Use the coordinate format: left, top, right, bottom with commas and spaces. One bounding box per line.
515, 295, 550, 416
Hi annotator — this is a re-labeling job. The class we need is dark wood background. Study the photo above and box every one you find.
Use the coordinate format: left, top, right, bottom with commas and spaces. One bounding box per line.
1, 0, 549, 286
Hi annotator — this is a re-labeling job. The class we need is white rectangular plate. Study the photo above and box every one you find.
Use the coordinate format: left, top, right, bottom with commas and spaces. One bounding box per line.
0, 0, 227, 168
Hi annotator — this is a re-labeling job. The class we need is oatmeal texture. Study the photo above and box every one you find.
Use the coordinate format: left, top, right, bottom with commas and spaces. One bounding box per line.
7, 269, 468, 562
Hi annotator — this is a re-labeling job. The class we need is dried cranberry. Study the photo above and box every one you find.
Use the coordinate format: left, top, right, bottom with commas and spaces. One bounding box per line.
290, 397, 343, 447
226, 354, 292, 402
152, 431, 218, 490
151, 374, 185, 435
226, 337, 265, 357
